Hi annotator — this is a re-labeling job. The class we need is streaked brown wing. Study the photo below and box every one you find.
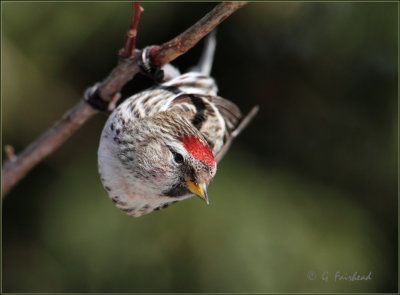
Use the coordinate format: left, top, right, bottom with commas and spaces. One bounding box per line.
204, 95, 242, 134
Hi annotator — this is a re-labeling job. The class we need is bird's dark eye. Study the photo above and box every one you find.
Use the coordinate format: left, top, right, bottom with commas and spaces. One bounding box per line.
166, 145, 184, 164
173, 152, 184, 164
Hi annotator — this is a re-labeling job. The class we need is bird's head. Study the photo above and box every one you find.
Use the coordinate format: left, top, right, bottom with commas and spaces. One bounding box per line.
133, 114, 217, 204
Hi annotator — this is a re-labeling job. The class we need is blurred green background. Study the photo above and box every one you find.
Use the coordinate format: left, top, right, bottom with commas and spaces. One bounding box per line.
2, 2, 398, 293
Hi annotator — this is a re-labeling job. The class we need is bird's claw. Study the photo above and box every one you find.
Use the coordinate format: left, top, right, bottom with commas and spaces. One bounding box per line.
139, 47, 164, 83
84, 83, 121, 114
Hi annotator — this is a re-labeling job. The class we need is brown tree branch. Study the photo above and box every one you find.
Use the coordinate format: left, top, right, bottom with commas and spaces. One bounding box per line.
2, 1, 248, 198
2, 101, 98, 197
97, 1, 248, 102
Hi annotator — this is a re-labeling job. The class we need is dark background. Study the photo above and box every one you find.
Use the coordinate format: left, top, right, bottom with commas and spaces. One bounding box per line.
2, 2, 398, 293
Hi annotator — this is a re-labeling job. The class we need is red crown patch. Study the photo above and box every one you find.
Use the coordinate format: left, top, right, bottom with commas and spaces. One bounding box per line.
180, 135, 215, 167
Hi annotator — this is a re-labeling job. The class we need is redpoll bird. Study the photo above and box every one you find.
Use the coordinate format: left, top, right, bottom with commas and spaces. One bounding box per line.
97, 32, 257, 217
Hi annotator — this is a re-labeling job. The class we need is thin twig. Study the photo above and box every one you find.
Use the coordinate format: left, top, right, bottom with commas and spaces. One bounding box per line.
2, 2, 248, 198
215, 106, 259, 163
121, 2, 144, 59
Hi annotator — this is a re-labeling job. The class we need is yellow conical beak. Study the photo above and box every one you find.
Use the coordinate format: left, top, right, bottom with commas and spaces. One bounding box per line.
186, 180, 209, 205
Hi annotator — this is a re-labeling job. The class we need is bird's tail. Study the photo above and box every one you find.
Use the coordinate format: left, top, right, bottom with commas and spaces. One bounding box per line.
198, 30, 217, 76
188, 30, 217, 76
160, 30, 218, 95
